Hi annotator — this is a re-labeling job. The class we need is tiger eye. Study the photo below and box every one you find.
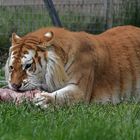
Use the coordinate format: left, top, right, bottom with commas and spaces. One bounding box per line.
25, 64, 32, 70
9, 65, 14, 71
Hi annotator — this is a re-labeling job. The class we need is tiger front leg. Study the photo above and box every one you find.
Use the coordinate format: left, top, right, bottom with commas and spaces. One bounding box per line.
34, 92, 54, 108
33, 85, 84, 108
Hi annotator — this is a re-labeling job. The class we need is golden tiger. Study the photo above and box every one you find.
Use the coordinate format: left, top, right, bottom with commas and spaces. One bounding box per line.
5, 25, 140, 107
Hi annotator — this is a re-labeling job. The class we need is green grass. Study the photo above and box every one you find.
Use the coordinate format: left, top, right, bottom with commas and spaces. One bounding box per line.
0, 102, 140, 140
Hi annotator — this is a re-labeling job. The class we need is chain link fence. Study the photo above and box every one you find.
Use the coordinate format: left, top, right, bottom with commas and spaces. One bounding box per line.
0, 0, 140, 68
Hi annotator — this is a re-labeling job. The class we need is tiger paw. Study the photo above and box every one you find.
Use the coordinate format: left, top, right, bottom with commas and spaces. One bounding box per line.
33, 92, 54, 108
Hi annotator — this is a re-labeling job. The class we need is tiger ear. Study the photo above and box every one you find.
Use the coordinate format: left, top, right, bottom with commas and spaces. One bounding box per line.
37, 31, 54, 51
11, 33, 21, 45
44, 31, 54, 41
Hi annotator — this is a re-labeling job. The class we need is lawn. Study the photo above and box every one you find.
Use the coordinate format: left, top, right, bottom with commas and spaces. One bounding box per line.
0, 102, 140, 140
0, 69, 140, 140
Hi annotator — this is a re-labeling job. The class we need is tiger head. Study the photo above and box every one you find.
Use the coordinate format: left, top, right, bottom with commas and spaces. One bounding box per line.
5, 28, 68, 91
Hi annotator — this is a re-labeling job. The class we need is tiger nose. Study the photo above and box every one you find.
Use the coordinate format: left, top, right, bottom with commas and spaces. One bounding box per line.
11, 83, 21, 90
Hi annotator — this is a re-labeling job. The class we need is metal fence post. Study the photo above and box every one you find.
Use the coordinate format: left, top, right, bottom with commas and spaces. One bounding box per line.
43, 0, 62, 27
106, 0, 113, 29
135, 0, 139, 25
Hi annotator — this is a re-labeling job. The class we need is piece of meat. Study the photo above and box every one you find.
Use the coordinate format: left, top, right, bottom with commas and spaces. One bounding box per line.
0, 88, 41, 104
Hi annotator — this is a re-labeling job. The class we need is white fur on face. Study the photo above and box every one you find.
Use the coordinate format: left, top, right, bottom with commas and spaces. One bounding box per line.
9, 51, 15, 67
21, 50, 35, 65
5, 50, 16, 88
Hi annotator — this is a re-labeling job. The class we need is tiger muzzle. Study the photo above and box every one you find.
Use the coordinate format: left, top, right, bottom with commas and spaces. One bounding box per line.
11, 83, 22, 91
